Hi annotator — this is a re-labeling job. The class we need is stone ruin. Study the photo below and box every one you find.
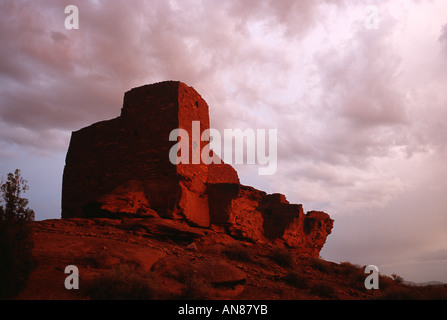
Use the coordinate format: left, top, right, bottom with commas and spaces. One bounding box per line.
62, 81, 333, 256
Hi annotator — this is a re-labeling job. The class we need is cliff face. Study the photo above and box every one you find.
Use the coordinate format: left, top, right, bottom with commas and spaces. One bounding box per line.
62, 81, 333, 256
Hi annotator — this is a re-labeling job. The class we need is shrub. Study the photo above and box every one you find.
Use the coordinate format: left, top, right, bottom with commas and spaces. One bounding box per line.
310, 282, 336, 298
376, 284, 447, 300
86, 264, 159, 300
0, 169, 35, 299
0, 219, 35, 299
74, 254, 102, 269
378, 275, 396, 291
0, 169, 35, 222
337, 262, 365, 290
375, 286, 422, 300
179, 277, 212, 300
391, 273, 404, 283
268, 247, 295, 268
221, 244, 253, 263
283, 270, 310, 289
311, 257, 332, 274
338, 262, 363, 276
422, 285, 447, 299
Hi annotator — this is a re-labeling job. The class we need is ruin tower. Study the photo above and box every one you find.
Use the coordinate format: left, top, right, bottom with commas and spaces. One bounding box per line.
62, 81, 238, 227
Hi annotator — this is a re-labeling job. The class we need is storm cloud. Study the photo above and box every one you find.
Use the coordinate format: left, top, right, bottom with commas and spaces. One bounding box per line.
1, 0, 447, 282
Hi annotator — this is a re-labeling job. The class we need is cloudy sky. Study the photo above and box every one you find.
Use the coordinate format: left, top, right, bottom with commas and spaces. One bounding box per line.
1, 0, 447, 283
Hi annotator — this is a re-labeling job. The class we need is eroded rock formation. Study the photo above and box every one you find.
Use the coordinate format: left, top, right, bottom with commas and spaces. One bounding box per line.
62, 81, 333, 256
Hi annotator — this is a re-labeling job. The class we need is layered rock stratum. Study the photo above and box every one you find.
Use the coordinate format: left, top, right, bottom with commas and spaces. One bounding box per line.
62, 81, 333, 257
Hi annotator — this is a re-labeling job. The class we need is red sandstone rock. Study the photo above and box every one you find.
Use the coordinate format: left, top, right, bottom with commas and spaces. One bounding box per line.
19, 218, 420, 300
62, 81, 333, 256
151, 256, 247, 287
207, 184, 333, 255
224, 185, 267, 243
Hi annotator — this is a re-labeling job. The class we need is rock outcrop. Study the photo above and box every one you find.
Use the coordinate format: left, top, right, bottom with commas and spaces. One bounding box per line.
62, 81, 333, 256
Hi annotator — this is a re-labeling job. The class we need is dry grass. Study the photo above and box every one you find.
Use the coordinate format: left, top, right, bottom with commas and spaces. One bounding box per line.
85, 264, 159, 300
283, 270, 310, 289
336, 261, 366, 290
310, 281, 336, 298
310, 257, 332, 274
178, 277, 212, 300
221, 244, 253, 263
376, 284, 447, 300
268, 247, 295, 268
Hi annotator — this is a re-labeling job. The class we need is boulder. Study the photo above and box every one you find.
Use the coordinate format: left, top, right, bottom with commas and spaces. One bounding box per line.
151, 256, 246, 287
